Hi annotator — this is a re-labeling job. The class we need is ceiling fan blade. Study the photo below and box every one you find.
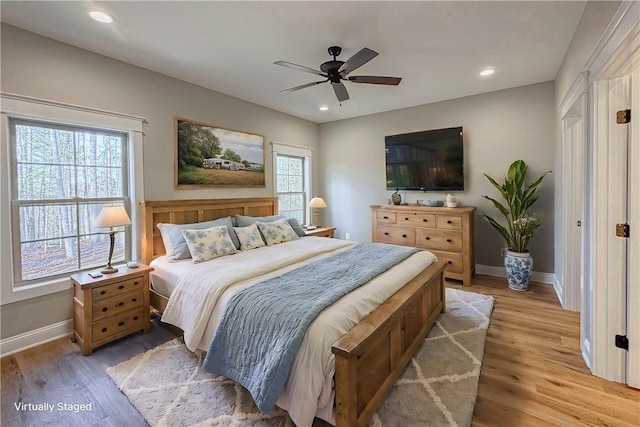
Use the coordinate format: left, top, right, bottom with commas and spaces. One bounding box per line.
339, 47, 378, 76
332, 82, 349, 102
274, 60, 326, 77
348, 75, 402, 85
280, 80, 327, 93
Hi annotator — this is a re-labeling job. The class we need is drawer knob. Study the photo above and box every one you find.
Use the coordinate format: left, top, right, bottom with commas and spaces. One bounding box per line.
102, 307, 108, 312
134, 281, 139, 285
402, 234, 407, 238
100, 290, 106, 295
384, 232, 389, 236
102, 327, 107, 333
118, 321, 125, 327
447, 239, 452, 243
132, 298, 137, 302
383, 216, 389, 219
448, 260, 453, 264
133, 316, 139, 321
118, 302, 124, 307
425, 237, 430, 240
118, 285, 124, 290
423, 219, 428, 222
447, 220, 452, 224
404, 217, 409, 221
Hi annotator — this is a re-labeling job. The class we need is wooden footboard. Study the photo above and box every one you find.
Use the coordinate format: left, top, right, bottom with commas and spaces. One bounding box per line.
332, 260, 447, 427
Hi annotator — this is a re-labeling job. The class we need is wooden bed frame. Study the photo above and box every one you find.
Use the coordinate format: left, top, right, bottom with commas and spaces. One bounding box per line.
140, 197, 446, 427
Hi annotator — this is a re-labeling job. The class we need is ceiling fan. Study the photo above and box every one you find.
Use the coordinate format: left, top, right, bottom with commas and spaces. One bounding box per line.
274, 46, 402, 102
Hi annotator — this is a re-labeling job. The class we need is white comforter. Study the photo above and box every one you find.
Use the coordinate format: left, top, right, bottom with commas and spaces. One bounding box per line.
159, 237, 436, 426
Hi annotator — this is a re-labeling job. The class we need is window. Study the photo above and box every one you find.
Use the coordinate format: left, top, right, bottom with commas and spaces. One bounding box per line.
10, 119, 130, 285
276, 154, 306, 224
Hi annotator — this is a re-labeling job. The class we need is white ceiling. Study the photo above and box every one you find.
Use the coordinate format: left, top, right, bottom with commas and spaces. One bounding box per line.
1, 1, 586, 124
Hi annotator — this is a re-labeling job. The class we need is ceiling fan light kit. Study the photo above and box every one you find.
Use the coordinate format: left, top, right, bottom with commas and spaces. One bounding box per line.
275, 46, 402, 102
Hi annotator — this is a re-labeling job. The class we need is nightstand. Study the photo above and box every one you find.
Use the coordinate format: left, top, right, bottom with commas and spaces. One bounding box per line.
71, 264, 152, 356
305, 227, 336, 238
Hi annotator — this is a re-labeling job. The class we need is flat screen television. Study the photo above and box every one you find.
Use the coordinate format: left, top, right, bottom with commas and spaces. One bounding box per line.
385, 126, 464, 191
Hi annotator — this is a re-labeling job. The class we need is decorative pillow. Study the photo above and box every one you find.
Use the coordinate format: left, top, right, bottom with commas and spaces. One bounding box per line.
235, 214, 306, 237
233, 223, 266, 251
158, 217, 240, 261
255, 219, 300, 246
180, 226, 238, 263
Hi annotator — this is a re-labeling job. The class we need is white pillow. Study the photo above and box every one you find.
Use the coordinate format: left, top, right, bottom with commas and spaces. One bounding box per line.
233, 223, 266, 251
256, 218, 300, 246
180, 225, 238, 263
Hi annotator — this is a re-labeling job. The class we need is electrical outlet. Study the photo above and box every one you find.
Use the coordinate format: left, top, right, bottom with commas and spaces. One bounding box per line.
345, 232, 351, 240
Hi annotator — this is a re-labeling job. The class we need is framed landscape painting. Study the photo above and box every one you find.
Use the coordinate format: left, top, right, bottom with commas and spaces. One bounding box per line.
175, 118, 265, 188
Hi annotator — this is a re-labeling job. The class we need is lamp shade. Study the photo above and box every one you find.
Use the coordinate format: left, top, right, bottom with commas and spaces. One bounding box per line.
93, 205, 131, 229
309, 197, 327, 209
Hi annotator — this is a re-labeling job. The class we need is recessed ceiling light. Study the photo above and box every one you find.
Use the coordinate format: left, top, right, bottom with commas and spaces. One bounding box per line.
89, 10, 113, 24
319, 105, 329, 111
479, 68, 495, 77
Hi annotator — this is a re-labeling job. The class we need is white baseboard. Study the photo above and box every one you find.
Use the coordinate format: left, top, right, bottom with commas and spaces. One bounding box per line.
553, 274, 565, 306
0, 320, 73, 358
475, 264, 555, 285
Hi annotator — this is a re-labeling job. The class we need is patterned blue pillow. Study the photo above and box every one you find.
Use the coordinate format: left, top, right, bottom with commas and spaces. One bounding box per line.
233, 223, 266, 251
235, 214, 306, 237
180, 226, 238, 263
158, 217, 240, 261
255, 219, 300, 246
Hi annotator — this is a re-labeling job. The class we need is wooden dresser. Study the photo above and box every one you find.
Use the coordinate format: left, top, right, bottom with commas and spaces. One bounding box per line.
72, 265, 152, 355
371, 205, 475, 286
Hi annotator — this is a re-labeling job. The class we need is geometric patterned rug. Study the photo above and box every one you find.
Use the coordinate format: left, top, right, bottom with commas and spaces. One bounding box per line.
107, 287, 494, 427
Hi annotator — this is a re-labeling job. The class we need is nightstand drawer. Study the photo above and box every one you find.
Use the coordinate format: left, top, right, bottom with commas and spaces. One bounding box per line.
416, 229, 462, 251
92, 276, 144, 301
377, 225, 416, 245
92, 290, 145, 321
92, 309, 145, 343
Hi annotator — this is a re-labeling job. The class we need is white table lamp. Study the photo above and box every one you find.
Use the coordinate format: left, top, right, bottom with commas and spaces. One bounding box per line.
93, 205, 131, 274
309, 197, 327, 227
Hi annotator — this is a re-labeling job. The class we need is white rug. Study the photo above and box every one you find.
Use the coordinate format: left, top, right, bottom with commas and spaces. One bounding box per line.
107, 288, 494, 427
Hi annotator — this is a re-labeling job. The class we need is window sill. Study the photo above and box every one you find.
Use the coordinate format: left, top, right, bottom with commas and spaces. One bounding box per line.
1, 276, 73, 305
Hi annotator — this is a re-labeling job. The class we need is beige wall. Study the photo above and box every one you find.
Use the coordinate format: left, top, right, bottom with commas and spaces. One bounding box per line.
553, 1, 621, 286
0, 25, 318, 339
318, 82, 556, 272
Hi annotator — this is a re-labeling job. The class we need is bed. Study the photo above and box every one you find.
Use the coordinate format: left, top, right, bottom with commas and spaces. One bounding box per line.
140, 197, 446, 427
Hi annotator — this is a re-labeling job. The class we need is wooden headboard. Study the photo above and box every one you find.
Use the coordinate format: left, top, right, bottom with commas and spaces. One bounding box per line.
139, 197, 278, 264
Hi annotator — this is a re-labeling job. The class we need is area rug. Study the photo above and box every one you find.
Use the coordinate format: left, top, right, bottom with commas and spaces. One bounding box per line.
107, 288, 494, 427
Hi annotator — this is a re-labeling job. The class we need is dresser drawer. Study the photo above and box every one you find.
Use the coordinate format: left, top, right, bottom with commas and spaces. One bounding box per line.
376, 210, 397, 223
92, 276, 144, 301
397, 212, 436, 227
428, 250, 464, 274
416, 229, 462, 251
92, 290, 144, 321
376, 225, 416, 246
436, 215, 462, 230
92, 309, 145, 343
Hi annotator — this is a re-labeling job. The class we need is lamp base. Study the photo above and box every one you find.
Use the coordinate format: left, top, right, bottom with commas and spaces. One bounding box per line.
101, 266, 119, 274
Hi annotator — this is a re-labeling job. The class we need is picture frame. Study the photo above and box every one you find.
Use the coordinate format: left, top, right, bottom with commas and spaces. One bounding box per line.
175, 117, 266, 188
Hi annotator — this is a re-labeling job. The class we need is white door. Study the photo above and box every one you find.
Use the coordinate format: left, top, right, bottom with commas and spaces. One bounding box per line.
591, 73, 639, 388
562, 105, 585, 312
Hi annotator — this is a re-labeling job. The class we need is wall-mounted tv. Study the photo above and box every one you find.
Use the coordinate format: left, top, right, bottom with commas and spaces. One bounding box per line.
385, 126, 464, 191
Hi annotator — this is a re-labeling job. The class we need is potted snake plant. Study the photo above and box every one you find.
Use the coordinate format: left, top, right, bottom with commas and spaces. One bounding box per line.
482, 160, 550, 291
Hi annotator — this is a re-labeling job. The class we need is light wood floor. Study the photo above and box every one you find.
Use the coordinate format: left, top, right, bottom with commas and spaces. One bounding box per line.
2, 275, 638, 426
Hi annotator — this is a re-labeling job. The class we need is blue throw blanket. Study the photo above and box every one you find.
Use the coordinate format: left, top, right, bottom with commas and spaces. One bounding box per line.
202, 242, 418, 413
